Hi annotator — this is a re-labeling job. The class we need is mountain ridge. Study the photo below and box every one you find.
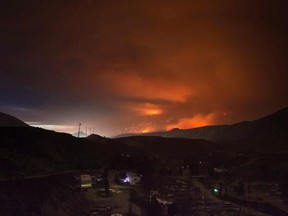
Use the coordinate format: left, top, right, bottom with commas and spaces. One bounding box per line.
0, 112, 29, 127
115, 106, 288, 145
0, 106, 287, 178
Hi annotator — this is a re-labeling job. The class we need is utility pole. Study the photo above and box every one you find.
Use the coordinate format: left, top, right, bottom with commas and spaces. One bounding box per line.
78, 123, 82, 138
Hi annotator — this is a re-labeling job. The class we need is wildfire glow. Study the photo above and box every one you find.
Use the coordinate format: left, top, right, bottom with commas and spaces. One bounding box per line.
166, 112, 216, 130
100, 73, 195, 103
145, 109, 162, 115
124, 103, 164, 116
141, 127, 153, 133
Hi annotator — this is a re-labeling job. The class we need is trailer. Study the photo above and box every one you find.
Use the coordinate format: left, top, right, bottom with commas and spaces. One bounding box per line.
80, 174, 92, 189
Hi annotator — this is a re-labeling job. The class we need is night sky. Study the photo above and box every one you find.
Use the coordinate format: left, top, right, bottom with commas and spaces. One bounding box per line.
1, 0, 288, 136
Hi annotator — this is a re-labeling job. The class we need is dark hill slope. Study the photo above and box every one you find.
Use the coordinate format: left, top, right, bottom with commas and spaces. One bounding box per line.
0, 112, 28, 127
0, 126, 148, 178
87, 134, 107, 143
0, 127, 113, 177
218, 107, 288, 153
217, 107, 288, 142
145, 125, 229, 140
118, 107, 288, 152
113, 136, 220, 158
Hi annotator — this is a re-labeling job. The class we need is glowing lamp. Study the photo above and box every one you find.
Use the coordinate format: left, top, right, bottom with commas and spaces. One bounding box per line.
124, 177, 130, 183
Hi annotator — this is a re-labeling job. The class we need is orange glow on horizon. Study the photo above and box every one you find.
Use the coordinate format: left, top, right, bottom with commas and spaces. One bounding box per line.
166, 112, 216, 130
141, 127, 154, 133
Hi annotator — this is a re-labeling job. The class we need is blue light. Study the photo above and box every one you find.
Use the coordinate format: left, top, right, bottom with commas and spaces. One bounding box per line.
124, 177, 130, 183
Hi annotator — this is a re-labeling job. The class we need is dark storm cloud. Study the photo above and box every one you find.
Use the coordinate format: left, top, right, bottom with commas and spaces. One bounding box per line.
1, 0, 288, 136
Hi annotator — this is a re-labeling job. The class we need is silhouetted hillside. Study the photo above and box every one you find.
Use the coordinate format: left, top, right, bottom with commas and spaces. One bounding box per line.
87, 133, 106, 142
215, 107, 288, 142
0, 112, 28, 127
117, 107, 288, 152
0, 126, 146, 178
140, 125, 230, 140
0, 126, 114, 178
1, 107, 288, 178
113, 136, 220, 158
